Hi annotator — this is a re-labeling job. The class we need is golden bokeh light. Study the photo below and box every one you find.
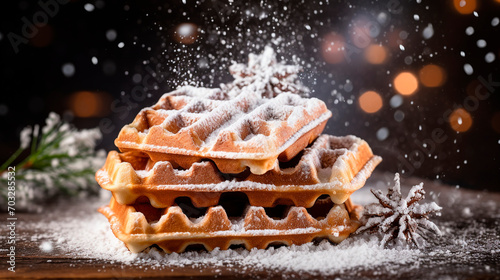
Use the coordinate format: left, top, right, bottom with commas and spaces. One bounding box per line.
449, 108, 473, 132
394, 72, 418, 96
359, 91, 383, 113
491, 112, 500, 133
453, 0, 477, 14
70, 91, 103, 118
364, 44, 387, 64
321, 32, 345, 64
174, 23, 198, 44
419, 64, 446, 87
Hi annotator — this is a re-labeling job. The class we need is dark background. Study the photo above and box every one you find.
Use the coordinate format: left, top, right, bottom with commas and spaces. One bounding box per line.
0, 0, 499, 191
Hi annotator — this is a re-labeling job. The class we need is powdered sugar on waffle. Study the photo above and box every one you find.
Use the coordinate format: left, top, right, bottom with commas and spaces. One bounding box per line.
125, 91, 331, 158
96, 157, 379, 199
116, 47, 331, 165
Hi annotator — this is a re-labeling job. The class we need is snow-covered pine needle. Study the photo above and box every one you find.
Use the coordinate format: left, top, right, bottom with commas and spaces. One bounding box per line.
0, 112, 106, 211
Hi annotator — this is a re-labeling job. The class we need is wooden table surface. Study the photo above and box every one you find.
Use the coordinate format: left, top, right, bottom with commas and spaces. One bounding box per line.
1, 172, 499, 279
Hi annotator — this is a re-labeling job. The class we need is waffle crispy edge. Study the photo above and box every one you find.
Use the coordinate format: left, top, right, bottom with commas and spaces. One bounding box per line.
96, 135, 382, 208
98, 196, 361, 253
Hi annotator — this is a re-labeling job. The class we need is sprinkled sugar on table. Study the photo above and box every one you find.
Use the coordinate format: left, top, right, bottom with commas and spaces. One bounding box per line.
2, 172, 499, 279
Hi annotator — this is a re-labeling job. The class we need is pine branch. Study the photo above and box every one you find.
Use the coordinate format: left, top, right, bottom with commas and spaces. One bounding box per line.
0, 112, 106, 211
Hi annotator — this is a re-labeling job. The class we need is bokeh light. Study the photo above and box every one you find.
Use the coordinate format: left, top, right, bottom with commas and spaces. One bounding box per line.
69, 91, 109, 118
174, 23, 199, 44
419, 64, 446, 87
449, 108, 473, 132
39, 241, 53, 253
394, 72, 418, 95
105, 29, 117, 41
61, 63, 76, 78
453, 0, 477, 14
359, 91, 383, 113
364, 44, 387, 64
321, 32, 345, 64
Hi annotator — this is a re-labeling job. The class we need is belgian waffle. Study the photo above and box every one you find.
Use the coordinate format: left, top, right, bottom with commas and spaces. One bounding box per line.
97, 135, 382, 208
115, 86, 331, 175
98, 47, 381, 254
98, 196, 362, 253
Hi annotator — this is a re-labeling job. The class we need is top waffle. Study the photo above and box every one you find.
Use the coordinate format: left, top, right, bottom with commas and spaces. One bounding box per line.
115, 48, 331, 175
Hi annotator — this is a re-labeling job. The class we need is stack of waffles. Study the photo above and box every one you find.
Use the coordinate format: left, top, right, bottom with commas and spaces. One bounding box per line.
96, 47, 382, 253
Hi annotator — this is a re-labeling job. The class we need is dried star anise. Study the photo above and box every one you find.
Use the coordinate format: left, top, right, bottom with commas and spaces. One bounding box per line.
357, 173, 442, 248
221, 46, 309, 98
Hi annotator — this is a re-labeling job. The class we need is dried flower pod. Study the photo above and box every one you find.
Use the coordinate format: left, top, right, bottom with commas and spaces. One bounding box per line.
357, 173, 442, 248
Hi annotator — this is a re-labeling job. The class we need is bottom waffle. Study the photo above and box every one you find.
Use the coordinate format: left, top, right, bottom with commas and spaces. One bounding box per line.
99, 196, 362, 253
